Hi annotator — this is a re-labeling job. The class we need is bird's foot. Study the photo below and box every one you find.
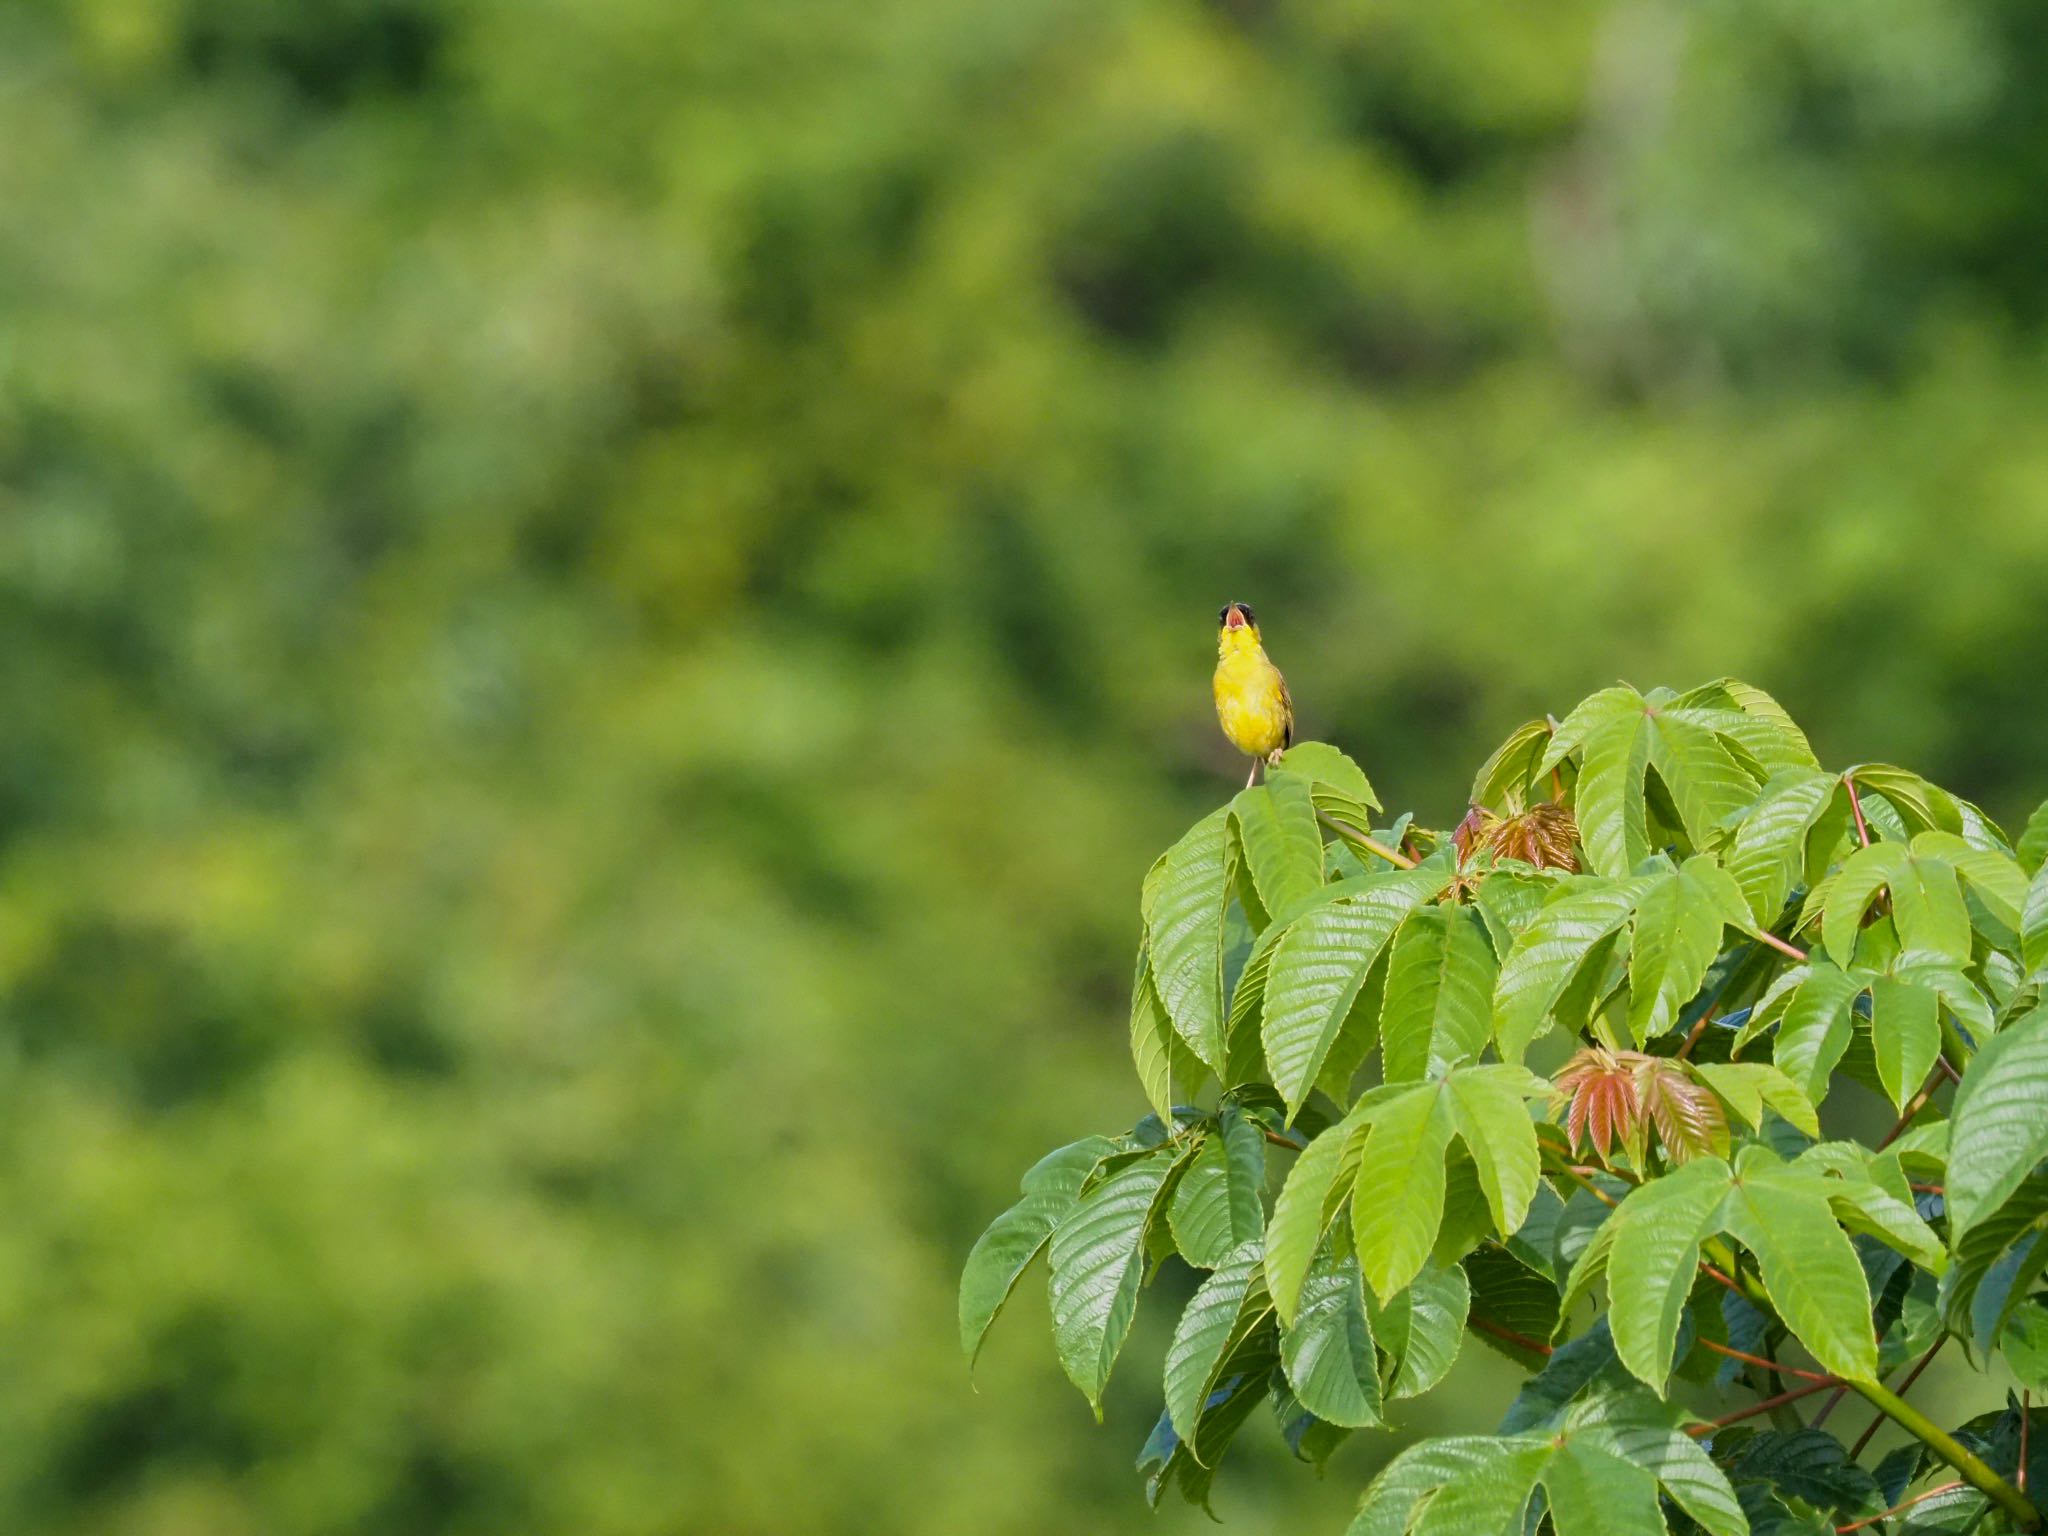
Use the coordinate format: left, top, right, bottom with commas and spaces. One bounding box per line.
1266, 749, 1285, 766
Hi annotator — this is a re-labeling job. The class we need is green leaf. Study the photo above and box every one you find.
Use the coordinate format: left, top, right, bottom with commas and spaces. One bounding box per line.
1494, 876, 1652, 1061
1138, 1355, 1272, 1512
1353, 1382, 1749, 1536
1823, 840, 1971, 968
1543, 685, 1645, 773
1474, 869, 1562, 955
1264, 868, 1447, 1115
1692, 1061, 1820, 1138
1352, 1081, 1457, 1300
1647, 708, 1760, 852
1471, 718, 1555, 812
1772, 961, 1863, 1103
1375, 1258, 1470, 1399
1265, 1116, 1363, 1324
1576, 708, 1653, 878
1131, 950, 1203, 1121
1464, 1244, 1562, 1363
1800, 1154, 1944, 1272
1602, 1156, 1735, 1393
1869, 975, 1940, 1110
1672, 679, 1819, 775
1279, 741, 1382, 833
959, 1134, 1117, 1365
1914, 831, 2027, 931
1168, 1110, 1266, 1268
1281, 1235, 1382, 1428
1407, 1443, 1548, 1536
1500, 1321, 1623, 1432
2019, 798, 2048, 876
1723, 769, 1844, 925
1544, 1440, 1664, 1536
1569, 1387, 1750, 1536
1163, 1240, 1273, 1448
1846, 764, 1964, 838
1381, 904, 1497, 1082
1231, 772, 1326, 923
1628, 856, 1746, 1044
1724, 1429, 1882, 1520
1348, 1437, 1526, 1536
1946, 1004, 2048, 1242
1271, 1382, 1354, 1472
1721, 1146, 1878, 1382
1147, 808, 1234, 1069
1048, 1147, 1182, 1413
2024, 860, 2048, 976
1446, 1064, 1548, 1237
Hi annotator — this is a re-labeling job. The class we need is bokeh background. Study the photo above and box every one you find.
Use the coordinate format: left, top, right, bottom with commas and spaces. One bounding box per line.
4, 0, 2048, 1531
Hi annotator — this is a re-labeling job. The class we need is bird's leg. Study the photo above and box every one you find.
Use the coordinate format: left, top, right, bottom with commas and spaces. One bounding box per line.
1267, 748, 1285, 767
1245, 760, 1260, 789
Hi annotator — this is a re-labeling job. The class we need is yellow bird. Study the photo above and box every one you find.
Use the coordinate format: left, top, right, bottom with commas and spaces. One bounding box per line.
1213, 601, 1293, 786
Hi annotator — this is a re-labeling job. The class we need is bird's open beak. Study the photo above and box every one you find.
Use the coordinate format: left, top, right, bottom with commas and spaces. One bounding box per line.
1224, 606, 1246, 630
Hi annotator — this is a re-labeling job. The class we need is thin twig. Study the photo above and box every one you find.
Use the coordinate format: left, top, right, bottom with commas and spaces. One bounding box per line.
2023, 1390, 2031, 1495
1689, 1380, 1841, 1435
1700, 1264, 1747, 1297
1544, 1155, 1620, 1209
1755, 929, 1810, 963
1678, 1007, 1719, 1061
1835, 1481, 1964, 1533
1469, 1315, 1553, 1357
1846, 772, 1873, 849
1700, 1339, 1834, 1384
1316, 811, 1417, 870
1876, 1067, 1949, 1151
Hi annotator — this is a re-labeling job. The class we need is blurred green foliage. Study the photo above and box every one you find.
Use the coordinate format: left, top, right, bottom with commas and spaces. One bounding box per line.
2, 0, 2048, 1531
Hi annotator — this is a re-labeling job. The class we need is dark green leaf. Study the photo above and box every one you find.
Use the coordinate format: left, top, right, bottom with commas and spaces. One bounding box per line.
1163, 1240, 1273, 1447
1946, 1004, 2048, 1243
1281, 1235, 1382, 1428
1048, 1146, 1182, 1413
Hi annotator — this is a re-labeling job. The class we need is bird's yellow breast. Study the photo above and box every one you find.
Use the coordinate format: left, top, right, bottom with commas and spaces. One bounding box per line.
1213, 639, 1290, 758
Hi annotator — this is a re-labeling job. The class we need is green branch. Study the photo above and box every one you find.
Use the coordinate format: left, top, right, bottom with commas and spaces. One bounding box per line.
1699, 1237, 2039, 1529
1848, 1378, 2038, 1530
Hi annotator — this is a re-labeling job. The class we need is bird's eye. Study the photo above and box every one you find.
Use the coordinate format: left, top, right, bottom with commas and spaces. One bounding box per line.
1217, 604, 1232, 625
1238, 603, 1257, 625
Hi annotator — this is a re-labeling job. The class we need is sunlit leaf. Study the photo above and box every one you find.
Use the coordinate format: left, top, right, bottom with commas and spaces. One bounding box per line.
1131, 949, 1203, 1121
1946, 1003, 2048, 1242
1627, 855, 1746, 1044
1721, 1145, 1878, 1382
1494, 876, 1654, 1062
1264, 867, 1449, 1115
1231, 771, 1326, 924
1722, 769, 1845, 925
1381, 904, 1498, 1082
1147, 808, 1234, 1069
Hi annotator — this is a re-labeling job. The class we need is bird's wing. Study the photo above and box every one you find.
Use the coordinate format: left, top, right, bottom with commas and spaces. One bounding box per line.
1278, 668, 1294, 749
